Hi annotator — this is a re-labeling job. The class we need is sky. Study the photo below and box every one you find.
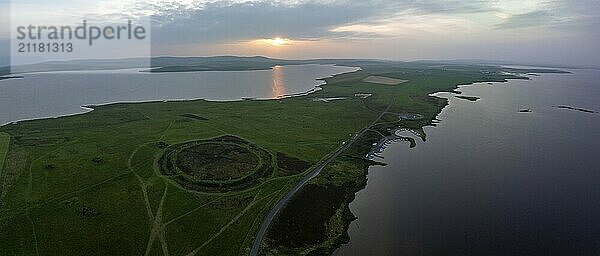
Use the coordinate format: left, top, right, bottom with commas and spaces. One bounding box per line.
1, 0, 600, 67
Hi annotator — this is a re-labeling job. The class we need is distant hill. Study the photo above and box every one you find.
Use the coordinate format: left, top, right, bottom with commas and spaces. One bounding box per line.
415, 59, 598, 70
4, 56, 574, 75
7, 56, 393, 73
148, 56, 400, 72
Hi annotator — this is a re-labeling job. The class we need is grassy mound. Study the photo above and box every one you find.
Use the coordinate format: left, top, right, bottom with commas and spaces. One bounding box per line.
159, 136, 274, 192
176, 143, 259, 180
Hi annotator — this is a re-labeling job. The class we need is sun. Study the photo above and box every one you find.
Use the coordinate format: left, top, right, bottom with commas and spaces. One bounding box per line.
250, 37, 294, 48
265, 37, 290, 46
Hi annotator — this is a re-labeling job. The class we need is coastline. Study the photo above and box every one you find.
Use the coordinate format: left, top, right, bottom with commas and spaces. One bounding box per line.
302, 69, 582, 255
0, 62, 568, 255
0, 65, 360, 127
259, 67, 566, 255
333, 68, 599, 255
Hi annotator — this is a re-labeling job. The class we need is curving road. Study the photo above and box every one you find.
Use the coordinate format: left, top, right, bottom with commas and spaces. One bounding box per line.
250, 105, 391, 256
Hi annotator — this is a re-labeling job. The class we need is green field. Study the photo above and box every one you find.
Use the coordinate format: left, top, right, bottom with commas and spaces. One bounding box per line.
0, 132, 9, 176
0, 61, 561, 255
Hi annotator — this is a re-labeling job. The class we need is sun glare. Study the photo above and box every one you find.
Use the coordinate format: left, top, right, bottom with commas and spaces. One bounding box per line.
265, 37, 289, 46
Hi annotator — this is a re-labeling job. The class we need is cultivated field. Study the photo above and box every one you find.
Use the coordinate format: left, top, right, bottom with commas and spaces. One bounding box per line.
362, 75, 409, 85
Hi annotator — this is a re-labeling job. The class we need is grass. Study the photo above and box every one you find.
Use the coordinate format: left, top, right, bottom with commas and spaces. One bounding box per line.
275, 152, 312, 176
267, 184, 346, 247
176, 143, 258, 180
0, 61, 563, 255
0, 132, 9, 176
159, 136, 277, 192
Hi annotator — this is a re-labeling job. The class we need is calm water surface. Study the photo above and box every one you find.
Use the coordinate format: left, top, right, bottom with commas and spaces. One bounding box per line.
0, 64, 358, 125
336, 69, 600, 256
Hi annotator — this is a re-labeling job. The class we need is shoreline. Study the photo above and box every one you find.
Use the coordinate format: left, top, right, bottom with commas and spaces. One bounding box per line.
260, 68, 563, 255
333, 70, 556, 255
0, 62, 568, 256
0, 65, 360, 127
325, 69, 573, 256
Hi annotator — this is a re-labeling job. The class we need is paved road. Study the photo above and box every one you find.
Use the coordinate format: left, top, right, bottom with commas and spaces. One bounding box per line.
250, 105, 391, 256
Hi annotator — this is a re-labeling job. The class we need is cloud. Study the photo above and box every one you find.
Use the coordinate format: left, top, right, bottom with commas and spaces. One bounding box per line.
150, 1, 393, 44
2, 0, 599, 66
494, 10, 561, 29
330, 9, 481, 38
8, 0, 596, 42
146, 0, 598, 44
147, 0, 507, 44
492, 0, 600, 30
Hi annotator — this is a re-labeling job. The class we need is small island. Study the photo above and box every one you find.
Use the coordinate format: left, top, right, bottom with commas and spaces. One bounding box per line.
0, 75, 24, 81
553, 105, 596, 114
455, 95, 480, 102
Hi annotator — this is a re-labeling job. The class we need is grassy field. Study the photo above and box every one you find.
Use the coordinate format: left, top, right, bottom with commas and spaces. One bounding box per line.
0, 132, 9, 176
0, 62, 561, 255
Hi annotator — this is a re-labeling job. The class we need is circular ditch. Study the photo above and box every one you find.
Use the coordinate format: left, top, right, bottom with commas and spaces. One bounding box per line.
158, 136, 274, 193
